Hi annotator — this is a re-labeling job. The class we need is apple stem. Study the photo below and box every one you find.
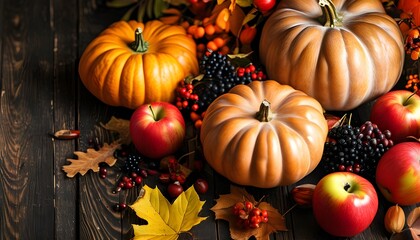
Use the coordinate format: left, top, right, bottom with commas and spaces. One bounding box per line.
149, 105, 157, 121
403, 91, 418, 106
344, 183, 351, 192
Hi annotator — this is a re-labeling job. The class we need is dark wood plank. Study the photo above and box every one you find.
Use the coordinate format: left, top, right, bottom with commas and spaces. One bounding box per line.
76, 1, 133, 239
0, 0, 56, 239
51, 0, 79, 239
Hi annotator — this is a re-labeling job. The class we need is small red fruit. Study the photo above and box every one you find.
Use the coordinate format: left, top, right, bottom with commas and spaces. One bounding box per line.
167, 181, 183, 198
194, 178, 209, 194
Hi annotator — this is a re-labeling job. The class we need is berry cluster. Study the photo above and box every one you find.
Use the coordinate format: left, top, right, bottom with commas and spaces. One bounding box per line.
176, 50, 266, 114
321, 121, 393, 180
405, 74, 420, 93
114, 154, 149, 193
232, 200, 269, 229
405, 28, 420, 61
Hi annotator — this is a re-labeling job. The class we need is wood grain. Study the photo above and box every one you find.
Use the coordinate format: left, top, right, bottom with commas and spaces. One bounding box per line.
0, 0, 56, 239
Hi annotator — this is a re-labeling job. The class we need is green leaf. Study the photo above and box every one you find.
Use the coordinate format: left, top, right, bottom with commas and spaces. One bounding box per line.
164, 0, 189, 6
106, 0, 138, 8
122, 5, 138, 21
137, 3, 146, 22
242, 7, 257, 25
146, 0, 154, 19
236, 0, 253, 7
154, 0, 167, 18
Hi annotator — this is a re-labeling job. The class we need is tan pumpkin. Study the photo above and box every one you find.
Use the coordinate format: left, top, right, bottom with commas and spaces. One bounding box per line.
259, 0, 405, 111
79, 20, 199, 109
200, 80, 328, 188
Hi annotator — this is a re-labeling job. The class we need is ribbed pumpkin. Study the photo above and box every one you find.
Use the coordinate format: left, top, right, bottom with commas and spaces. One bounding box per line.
79, 20, 199, 109
200, 80, 328, 188
259, 0, 405, 111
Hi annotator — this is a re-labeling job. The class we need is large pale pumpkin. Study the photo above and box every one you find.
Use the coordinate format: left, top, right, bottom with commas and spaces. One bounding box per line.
259, 0, 405, 111
200, 80, 328, 188
79, 20, 199, 109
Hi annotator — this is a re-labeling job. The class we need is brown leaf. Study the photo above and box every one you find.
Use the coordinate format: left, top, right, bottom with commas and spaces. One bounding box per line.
62, 141, 121, 177
408, 206, 420, 236
211, 185, 287, 240
100, 116, 131, 145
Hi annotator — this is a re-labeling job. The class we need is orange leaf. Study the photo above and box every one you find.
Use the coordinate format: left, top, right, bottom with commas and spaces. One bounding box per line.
211, 185, 287, 240
62, 141, 120, 177
408, 206, 420, 236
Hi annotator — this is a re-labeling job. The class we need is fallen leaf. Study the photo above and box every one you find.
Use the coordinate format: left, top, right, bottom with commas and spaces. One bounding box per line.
211, 185, 287, 240
62, 141, 120, 177
100, 116, 131, 145
408, 206, 420, 236
130, 185, 207, 240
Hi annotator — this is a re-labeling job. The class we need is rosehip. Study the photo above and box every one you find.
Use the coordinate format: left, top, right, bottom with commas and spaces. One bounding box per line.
194, 178, 209, 194
167, 181, 183, 198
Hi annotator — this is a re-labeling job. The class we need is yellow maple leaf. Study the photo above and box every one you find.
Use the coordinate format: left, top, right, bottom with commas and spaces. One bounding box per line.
130, 185, 207, 240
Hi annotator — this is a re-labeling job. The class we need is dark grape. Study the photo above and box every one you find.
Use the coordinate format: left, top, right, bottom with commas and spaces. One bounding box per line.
321, 121, 393, 180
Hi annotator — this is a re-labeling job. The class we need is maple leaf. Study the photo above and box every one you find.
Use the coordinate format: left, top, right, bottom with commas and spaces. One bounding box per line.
130, 185, 207, 240
62, 141, 120, 177
100, 116, 131, 145
211, 185, 287, 240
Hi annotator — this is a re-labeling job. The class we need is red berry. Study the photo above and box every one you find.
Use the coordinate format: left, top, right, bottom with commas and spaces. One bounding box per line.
244, 201, 253, 211
124, 181, 133, 189
134, 176, 142, 185
191, 103, 199, 111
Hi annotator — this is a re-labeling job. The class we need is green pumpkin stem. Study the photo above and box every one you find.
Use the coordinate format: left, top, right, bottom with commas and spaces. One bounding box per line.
256, 100, 272, 122
318, 0, 342, 27
130, 27, 149, 53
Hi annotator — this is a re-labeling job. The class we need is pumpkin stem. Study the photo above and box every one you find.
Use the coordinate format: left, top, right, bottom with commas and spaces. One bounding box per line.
130, 27, 149, 53
256, 100, 272, 122
318, 0, 342, 27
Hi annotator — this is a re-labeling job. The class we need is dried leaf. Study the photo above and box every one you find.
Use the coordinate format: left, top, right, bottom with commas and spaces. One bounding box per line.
62, 141, 120, 177
408, 206, 420, 235
130, 185, 207, 240
100, 116, 131, 145
216, 8, 230, 30
228, 3, 246, 37
211, 185, 287, 240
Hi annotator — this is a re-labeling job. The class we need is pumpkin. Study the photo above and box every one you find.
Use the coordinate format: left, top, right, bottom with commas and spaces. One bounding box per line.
79, 20, 199, 109
259, 0, 405, 111
200, 80, 328, 188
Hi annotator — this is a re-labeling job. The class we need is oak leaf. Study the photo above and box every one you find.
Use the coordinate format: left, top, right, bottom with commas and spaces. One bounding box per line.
130, 185, 207, 240
100, 116, 131, 145
62, 141, 120, 177
211, 185, 287, 240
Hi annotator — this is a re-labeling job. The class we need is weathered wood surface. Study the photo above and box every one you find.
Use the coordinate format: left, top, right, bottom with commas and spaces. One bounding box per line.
0, 1, 418, 240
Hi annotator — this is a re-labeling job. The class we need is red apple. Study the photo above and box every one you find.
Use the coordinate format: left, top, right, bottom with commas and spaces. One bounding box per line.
376, 141, 420, 206
370, 90, 420, 143
130, 102, 185, 159
253, 0, 276, 13
312, 172, 378, 237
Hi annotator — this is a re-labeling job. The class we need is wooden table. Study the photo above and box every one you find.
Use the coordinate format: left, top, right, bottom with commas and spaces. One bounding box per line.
1, 0, 418, 239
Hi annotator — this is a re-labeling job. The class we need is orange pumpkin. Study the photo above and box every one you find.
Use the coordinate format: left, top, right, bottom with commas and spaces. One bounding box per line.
79, 20, 199, 109
259, 0, 405, 111
200, 80, 328, 188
